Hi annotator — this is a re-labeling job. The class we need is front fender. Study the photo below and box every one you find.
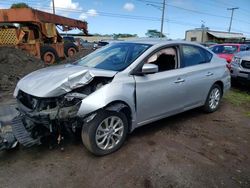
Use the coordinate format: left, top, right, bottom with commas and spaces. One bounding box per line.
77, 78, 136, 119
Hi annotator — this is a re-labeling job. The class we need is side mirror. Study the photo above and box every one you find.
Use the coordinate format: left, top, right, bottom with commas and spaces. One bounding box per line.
141, 64, 158, 74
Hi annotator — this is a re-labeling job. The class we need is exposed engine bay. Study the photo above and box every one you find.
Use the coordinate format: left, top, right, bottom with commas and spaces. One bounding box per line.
0, 77, 113, 150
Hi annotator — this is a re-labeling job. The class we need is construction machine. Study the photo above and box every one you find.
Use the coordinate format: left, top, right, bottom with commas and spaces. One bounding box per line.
0, 8, 88, 64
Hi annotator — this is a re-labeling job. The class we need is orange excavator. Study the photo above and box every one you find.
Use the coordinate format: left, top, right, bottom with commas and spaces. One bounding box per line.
0, 8, 88, 64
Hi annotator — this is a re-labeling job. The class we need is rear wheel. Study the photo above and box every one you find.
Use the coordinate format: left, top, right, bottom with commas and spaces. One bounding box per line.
64, 43, 78, 57
81, 110, 128, 156
40, 46, 59, 65
203, 84, 222, 113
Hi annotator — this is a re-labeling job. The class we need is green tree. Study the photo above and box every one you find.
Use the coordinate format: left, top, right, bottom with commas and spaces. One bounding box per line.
10, 3, 29, 8
145, 29, 165, 38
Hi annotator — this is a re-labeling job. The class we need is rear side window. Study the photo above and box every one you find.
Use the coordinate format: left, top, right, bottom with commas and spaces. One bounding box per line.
182, 45, 212, 67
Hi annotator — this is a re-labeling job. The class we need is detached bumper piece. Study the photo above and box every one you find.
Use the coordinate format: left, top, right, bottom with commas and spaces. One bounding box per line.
0, 122, 18, 151
12, 116, 40, 147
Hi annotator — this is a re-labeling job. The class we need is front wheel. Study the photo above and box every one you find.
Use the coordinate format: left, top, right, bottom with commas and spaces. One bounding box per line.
81, 110, 128, 156
203, 84, 222, 113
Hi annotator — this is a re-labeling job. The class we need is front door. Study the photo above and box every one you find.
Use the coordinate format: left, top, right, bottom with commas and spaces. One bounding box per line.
134, 46, 187, 125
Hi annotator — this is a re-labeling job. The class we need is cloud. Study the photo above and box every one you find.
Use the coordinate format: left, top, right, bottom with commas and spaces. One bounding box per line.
87, 9, 98, 17
50, 0, 82, 10
79, 13, 87, 20
123, 3, 135, 12
79, 9, 98, 20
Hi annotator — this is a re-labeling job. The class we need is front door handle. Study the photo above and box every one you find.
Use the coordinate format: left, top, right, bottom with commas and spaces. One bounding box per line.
174, 78, 185, 83
206, 72, 214, 76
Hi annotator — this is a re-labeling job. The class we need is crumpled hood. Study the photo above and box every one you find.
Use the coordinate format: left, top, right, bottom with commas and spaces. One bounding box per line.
15, 64, 117, 97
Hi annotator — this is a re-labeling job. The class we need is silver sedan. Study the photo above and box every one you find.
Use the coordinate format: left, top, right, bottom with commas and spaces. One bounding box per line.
13, 40, 231, 155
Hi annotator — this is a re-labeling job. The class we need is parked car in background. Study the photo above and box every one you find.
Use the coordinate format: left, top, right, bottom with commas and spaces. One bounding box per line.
200, 42, 217, 48
209, 43, 249, 63
9, 40, 230, 155
63, 36, 77, 45
62, 36, 79, 57
230, 50, 250, 83
96, 41, 110, 48
96, 40, 123, 49
75, 38, 96, 49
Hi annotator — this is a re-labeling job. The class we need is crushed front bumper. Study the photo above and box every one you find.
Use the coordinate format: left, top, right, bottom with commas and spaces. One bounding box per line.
0, 116, 41, 151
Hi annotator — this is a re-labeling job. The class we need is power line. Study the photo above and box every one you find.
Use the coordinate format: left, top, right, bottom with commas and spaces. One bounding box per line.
210, 0, 249, 14
135, 0, 250, 25
1, 1, 250, 36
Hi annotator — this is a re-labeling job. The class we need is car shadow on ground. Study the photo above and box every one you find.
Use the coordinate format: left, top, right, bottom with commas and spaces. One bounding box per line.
0, 106, 205, 159
130, 107, 203, 138
231, 81, 250, 93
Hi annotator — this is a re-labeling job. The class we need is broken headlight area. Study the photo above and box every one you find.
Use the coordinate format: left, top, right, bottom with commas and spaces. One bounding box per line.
13, 90, 83, 148
11, 77, 113, 149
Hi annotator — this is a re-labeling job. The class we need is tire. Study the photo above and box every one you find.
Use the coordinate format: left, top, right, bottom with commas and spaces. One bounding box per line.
40, 45, 59, 65
64, 42, 78, 57
81, 110, 128, 156
203, 84, 222, 113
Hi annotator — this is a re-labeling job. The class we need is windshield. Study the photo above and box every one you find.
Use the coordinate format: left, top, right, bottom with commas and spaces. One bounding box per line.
209, 45, 238, 54
75, 43, 151, 71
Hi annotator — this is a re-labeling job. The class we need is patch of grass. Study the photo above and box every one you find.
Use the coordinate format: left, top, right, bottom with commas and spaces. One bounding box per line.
224, 89, 250, 108
245, 111, 250, 117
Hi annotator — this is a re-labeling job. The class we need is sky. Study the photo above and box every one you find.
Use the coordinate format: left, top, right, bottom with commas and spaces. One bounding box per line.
0, 0, 250, 39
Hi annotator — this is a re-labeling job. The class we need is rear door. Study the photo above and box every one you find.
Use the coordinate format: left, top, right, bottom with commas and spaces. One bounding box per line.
179, 44, 215, 109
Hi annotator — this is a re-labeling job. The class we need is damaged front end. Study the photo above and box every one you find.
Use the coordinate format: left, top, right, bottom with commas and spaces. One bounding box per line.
9, 76, 113, 149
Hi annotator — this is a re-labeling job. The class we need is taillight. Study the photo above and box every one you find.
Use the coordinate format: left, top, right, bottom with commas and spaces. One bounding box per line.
226, 63, 231, 70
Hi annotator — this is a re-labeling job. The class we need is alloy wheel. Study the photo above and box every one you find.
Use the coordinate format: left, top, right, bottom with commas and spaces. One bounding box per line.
209, 87, 221, 110
95, 116, 124, 150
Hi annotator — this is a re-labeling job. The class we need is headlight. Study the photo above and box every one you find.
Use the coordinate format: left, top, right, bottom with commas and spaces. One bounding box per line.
232, 56, 241, 64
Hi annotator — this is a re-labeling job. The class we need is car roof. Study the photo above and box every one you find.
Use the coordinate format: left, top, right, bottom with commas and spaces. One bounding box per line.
113, 39, 204, 47
211, 43, 243, 46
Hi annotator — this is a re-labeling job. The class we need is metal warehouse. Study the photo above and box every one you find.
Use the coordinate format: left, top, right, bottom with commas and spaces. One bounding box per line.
185, 28, 245, 43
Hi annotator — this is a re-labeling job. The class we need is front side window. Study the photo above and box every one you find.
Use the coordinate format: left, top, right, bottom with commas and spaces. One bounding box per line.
75, 43, 151, 71
182, 45, 211, 67
145, 47, 178, 72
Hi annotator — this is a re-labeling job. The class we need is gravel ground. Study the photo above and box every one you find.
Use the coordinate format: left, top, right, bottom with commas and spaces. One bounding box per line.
0, 99, 249, 188
0, 47, 250, 188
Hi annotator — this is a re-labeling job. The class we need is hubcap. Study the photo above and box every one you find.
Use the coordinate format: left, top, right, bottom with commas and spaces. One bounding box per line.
209, 88, 220, 110
95, 116, 124, 150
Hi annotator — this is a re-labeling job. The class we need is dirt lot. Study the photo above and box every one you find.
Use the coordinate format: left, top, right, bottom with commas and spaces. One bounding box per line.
0, 48, 250, 187
0, 47, 93, 102
0, 88, 250, 188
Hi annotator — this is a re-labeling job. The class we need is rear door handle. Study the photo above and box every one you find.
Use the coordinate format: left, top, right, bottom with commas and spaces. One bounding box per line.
206, 72, 214, 76
174, 78, 185, 83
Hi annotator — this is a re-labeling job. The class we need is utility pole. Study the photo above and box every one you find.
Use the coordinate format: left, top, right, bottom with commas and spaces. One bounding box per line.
52, 0, 55, 14
160, 0, 166, 38
227, 7, 238, 32
201, 20, 205, 43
